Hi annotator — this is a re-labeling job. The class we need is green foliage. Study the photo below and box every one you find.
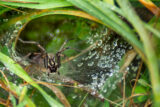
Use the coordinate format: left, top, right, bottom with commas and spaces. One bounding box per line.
0, 6, 11, 15
0, 0, 160, 106
104, 101, 110, 107
134, 86, 148, 103
9, 83, 35, 107
103, 0, 114, 5
138, 79, 151, 88
0, 52, 63, 107
10, 94, 17, 107
67, 0, 144, 53
0, 45, 9, 56
0, 0, 72, 9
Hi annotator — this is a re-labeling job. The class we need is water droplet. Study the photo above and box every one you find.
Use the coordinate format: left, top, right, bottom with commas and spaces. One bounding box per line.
113, 41, 117, 47
91, 91, 96, 95
110, 58, 113, 61
97, 61, 107, 68
109, 73, 113, 77
73, 59, 77, 62
95, 54, 99, 59
55, 29, 60, 34
87, 38, 93, 44
88, 51, 92, 55
77, 62, 83, 67
102, 50, 106, 53
94, 33, 99, 38
112, 84, 116, 89
3, 19, 8, 22
103, 89, 107, 93
102, 28, 108, 35
129, 46, 133, 49
85, 56, 88, 61
88, 62, 94, 66
116, 48, 120, 53
15, 21, 22, 29
107, 36, 111, 41
78, 84, 84, 88
13, 30, 18, 34
92, 75, 98, 80
97, 40, 102, 46
72, 95, 77, 99
121, 49, 125, 54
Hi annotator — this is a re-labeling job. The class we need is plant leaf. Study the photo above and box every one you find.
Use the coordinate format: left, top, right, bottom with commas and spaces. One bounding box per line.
0, 52, 63, 107
139, 0, 160, 16
67, 0, 144, 55
0, 0, 72, 9
35, 80, 71, 107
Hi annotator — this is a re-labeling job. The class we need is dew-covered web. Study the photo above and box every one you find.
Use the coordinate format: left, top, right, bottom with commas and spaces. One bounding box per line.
61, 26, 140, 94
1, 21, 24, 60
0, 21, 27, 83
0, 20, 140, 98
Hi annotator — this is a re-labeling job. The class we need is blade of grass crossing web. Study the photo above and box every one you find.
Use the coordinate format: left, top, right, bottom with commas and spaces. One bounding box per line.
0, 0, 72, 9
117, 0, 160, 106
0, 52, 63, 107
67, 0, 144, 54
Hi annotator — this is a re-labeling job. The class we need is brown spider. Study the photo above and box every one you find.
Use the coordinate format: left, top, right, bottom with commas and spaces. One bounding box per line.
43, 47, 69, 74
18, 38, 68, 74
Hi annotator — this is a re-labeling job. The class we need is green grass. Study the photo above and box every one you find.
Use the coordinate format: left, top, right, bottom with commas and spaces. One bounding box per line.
0, 0, 160, 106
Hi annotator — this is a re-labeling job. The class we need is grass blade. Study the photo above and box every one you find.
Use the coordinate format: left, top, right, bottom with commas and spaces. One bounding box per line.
117, 0, 160, 105
144, 23, 160, 38
67, 0, 144, 56
0, 52, 63, 107
0, 0, 72, 9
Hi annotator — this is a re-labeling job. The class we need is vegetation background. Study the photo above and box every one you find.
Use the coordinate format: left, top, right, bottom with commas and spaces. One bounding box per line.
0, 0, 160, 107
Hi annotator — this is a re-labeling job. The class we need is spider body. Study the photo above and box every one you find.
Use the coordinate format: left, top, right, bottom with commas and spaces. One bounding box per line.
44, 52, 61, 73
18, 38, 68, 74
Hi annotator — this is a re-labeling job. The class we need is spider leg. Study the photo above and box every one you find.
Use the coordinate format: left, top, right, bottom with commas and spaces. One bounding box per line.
65, 47, 81, 52
59, 40, 68, 51
56, 52, 61, 68
18, 38, 46, 53
44, 54, 49, 68
55, 40, 71, 68
56, 47, 70, 68
31, 53, 43, 60
58, 40, 80, 53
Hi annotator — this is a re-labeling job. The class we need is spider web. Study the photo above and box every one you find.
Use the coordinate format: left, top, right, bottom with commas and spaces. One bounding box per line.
60, 26, 140, 97
0, 20, 140, 99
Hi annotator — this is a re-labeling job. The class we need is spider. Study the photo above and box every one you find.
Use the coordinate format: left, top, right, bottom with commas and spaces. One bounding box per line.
43, 47, 69, 74
18, 38, 69, 74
